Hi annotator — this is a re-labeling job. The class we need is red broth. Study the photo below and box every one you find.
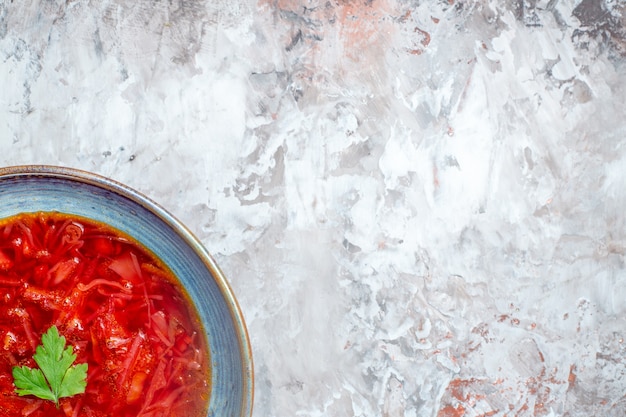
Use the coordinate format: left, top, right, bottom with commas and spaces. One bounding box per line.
0, 212, 210, 417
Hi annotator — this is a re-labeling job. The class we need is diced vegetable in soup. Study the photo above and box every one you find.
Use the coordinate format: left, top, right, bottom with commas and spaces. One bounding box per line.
0, 212, 210, 417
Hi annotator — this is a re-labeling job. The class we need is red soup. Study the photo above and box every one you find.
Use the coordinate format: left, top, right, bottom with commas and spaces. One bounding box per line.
0, 212, 210, 417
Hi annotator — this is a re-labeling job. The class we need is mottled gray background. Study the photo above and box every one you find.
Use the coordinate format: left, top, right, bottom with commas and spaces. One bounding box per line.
1, 0, 625, 416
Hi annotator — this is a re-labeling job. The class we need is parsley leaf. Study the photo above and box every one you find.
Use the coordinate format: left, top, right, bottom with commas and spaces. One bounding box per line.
12, 326, 88, 406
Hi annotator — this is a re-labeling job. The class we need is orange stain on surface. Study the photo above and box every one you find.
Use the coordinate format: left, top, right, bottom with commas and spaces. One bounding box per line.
260, 0, 407, 62
332, 0, 396, 59
435, 358, 579, 415
438, 404, 466, 417
438, 378, 519, 417
408, 26, 431, 55
568, 365, 577, 386
448, 378, 487, 403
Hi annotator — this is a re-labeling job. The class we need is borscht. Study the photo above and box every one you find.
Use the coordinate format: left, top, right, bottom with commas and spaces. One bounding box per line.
0, 212, 210, 417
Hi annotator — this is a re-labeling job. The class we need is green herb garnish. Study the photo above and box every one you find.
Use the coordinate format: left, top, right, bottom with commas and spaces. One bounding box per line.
12, 325, 88, 407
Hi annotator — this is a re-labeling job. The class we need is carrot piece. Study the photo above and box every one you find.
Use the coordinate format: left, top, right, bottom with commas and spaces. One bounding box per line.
126, 371, 148, 404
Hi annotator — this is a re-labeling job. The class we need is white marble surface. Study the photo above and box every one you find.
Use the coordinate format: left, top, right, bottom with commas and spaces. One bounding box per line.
1, 0, 626, 416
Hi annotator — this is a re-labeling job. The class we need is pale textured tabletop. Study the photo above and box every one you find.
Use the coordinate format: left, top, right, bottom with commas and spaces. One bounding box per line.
1, 1, 625, 416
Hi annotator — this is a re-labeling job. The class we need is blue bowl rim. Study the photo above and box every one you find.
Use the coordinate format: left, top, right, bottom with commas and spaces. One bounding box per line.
0, 164, 254, 417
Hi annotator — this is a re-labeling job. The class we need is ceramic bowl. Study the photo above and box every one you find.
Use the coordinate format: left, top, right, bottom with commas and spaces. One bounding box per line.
0, 165, 253, 417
